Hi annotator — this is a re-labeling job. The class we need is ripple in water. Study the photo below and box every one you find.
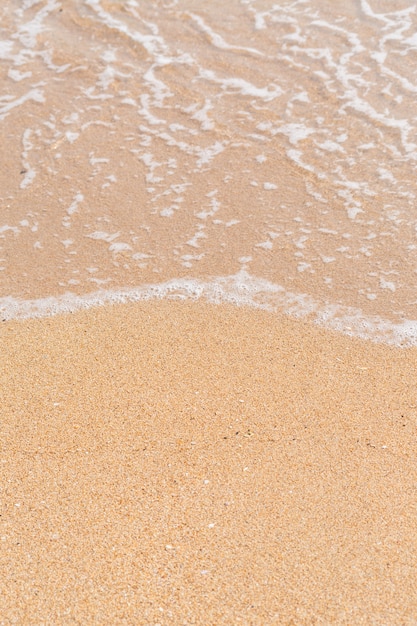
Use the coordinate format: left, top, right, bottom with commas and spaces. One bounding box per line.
1, 0, 417, 343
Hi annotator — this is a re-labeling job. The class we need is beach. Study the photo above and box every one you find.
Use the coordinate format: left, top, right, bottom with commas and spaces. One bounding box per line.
2, 300, 417, 624
3, 1, 417, 622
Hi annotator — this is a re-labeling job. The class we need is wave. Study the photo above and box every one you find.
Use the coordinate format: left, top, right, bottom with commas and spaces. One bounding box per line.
2, 271, 417, 347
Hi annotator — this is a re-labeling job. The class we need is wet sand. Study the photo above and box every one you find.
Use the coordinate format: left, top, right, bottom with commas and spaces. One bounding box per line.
1, 301, 417, 624
3, 1, 417, 325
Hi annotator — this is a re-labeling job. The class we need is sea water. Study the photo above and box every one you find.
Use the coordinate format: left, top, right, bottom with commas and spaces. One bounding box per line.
1, 0, 417, 345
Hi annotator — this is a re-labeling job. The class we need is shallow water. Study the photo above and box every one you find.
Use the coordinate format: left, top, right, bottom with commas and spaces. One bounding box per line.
1, 0, 417, 343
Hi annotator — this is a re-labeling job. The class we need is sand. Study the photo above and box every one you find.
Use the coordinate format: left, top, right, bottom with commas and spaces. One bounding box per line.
1, 300, 417, 624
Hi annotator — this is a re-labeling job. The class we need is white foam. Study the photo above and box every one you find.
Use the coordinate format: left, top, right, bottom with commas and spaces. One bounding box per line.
0, 88, 45, 121
109, 242, 132, 253
85, 0, 170, 64
0, 41, 14, 60
3, 0, 417, 350
14, 0, 60, 49
20, 128, 36, 189
0, 225, 20, 235
186, 13, 263, 57
187, 99, 215, 131
199, 69, 283, 102
67, 192, 84, 216
1, 272, 417, 347
86, 231, 120, 242
8, 68, 32, 82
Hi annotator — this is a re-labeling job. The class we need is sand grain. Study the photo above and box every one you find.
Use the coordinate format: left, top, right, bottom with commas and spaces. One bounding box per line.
1, 301, 417, 624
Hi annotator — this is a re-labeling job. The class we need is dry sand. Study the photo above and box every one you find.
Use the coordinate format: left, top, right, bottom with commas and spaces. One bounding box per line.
1, 300, 417, 624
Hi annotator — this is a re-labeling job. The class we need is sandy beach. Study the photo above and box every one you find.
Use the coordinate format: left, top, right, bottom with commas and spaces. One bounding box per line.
1, 301, 417, 624
3, 1, 417, 623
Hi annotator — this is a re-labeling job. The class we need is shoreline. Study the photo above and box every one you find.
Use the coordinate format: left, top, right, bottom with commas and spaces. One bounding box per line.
2, 273, 417, 347
2, 300, 417, 623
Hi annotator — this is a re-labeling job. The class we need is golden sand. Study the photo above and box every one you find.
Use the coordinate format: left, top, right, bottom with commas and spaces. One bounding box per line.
1, 301, 417, 624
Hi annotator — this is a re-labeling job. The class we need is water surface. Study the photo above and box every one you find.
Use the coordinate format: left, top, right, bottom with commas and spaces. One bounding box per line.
1, 0, 417, 343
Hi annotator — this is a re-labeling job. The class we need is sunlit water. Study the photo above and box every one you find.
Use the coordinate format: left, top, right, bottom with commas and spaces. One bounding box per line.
1, 0, 417, 344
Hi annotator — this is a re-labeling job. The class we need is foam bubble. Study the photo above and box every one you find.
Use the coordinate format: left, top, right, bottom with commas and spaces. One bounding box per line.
1, 272, 417, 347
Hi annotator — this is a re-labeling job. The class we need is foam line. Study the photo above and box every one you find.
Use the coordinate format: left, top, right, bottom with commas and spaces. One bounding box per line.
1, 272, 417, 347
